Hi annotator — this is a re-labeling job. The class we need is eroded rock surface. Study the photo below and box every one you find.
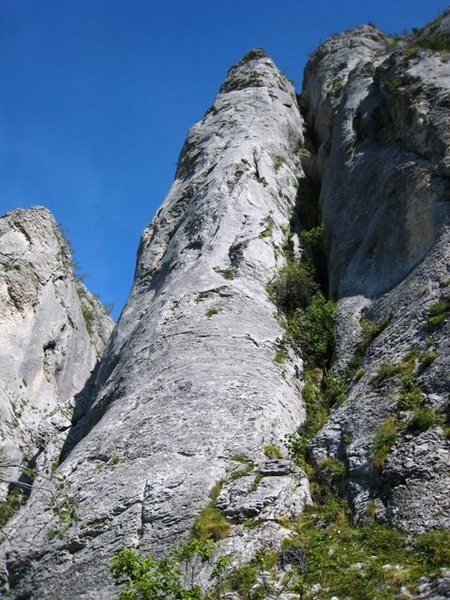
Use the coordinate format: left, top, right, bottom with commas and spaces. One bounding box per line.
2, 10, 450, 600
0, 207, 113, 495
1, 50, 308, 599
303, 15, 450, 533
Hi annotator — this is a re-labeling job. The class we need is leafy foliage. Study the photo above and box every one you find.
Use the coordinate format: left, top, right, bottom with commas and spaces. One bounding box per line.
269, 261, 317, 315
111, 540, 213, 600
0, 489, 26, 528
285, 291, 337, 368
407, 408, 441, 432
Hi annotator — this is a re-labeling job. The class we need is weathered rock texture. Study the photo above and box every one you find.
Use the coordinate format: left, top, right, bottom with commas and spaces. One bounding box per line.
303, 16, 450, 531
1, 50, 309, 598
1, 9, 450, 600
0, 207, 113, 495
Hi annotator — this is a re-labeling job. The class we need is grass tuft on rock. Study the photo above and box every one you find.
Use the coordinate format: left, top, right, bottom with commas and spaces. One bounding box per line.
370, 417, 399, 468
193, 506, 231, 541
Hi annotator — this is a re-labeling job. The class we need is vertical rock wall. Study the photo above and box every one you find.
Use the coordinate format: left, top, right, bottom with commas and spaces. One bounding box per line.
1, 51, 309, 599
0, 207, 113, 496
302, 17, 450, 532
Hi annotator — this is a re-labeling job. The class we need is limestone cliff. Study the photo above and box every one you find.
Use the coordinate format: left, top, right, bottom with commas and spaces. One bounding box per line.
0, 207, 113, 495
0, 10, 450, 600
1, 50, 311, 599
302, 17, 450, 533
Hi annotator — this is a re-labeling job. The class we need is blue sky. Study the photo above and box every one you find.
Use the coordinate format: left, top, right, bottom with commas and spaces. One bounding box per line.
1, 0, 448, 318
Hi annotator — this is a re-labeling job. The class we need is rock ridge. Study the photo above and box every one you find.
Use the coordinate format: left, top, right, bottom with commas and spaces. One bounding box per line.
0, 51, 308, 599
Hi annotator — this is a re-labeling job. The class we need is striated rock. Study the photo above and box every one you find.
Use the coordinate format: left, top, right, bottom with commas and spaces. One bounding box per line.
1, 10, 449, 600
0, 207, 113, 496
304, 14, 450, 533
1, 51, 307, 598
216, 460, 310, 523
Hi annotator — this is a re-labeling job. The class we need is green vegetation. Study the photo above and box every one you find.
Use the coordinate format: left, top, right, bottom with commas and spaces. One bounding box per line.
407, 408, 441, 432
370, 362, 403, 388
397, 383, 423, 410
285, 369, 329, 463
81, 303, 95, 335
215, 268, 234, 280
274, 349, 286, 364
193, 506, 231, 542
283, 493, 450, 600
259, 214, 274, 239
263, 444, 283, 459
416, 31, 450, 52
285, 291, 337, 368
0, 489, 26, 528
272, 155, 285, 172
205, 307, 220, 318
367, 347, 443, 467
320, 457, 346, 478
427, 298, 450, 329
370, 417, 400, 468
370, 348, 434, 389
111, 538, 214, 600
348, 316, 391, 373
384, 75, 406, 93
47, 491, 79, 539
269, 260, 317, 314
223, 549, 279, 600
403, 45, 420, 59
208, 480, 225, 503
269, 221, 336, 371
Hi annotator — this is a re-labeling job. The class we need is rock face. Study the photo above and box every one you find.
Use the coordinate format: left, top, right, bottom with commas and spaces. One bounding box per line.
303, 17, 450, 531
0, 207, 113, 495
1, 50, 309, 598
1, 11, 450, 600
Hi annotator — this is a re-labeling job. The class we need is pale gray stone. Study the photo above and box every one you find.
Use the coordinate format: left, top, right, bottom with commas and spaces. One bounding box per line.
0, 207, 113, 494
1, 50, 306, 598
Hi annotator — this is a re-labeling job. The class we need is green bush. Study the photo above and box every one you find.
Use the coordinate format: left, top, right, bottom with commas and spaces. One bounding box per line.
285, 370, 328, 460
417, 32, 450, 52
412, 529, 450, 567
319, 457, 346, 478
215, 268, 234, 280
407, 408, 441, 432
111, 539, 213, 600
0, 489, 26, 527
269, 261, 317, 315
300, 224, 327, 292
427, 299, 450, 329
283, 493, 450, 599
397, 385, 422, 410
285, 292, 337, 368
371, 417, 399, 468
193, 506, 230, 541
370, 363, 402, 388
347, 316, 391, 372
225, 549, 278, 600
263, 444, 283, 459
274, 350, 286, 364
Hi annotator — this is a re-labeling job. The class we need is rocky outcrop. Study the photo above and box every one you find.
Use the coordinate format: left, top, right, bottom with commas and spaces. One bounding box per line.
0, 50, 310, 598
303, 16, 450, 531
1, 10, 449, 600
0, 207, 113, 496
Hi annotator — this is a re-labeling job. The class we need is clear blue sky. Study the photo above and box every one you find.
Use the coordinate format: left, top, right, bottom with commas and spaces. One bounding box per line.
1, 0, 448, 318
